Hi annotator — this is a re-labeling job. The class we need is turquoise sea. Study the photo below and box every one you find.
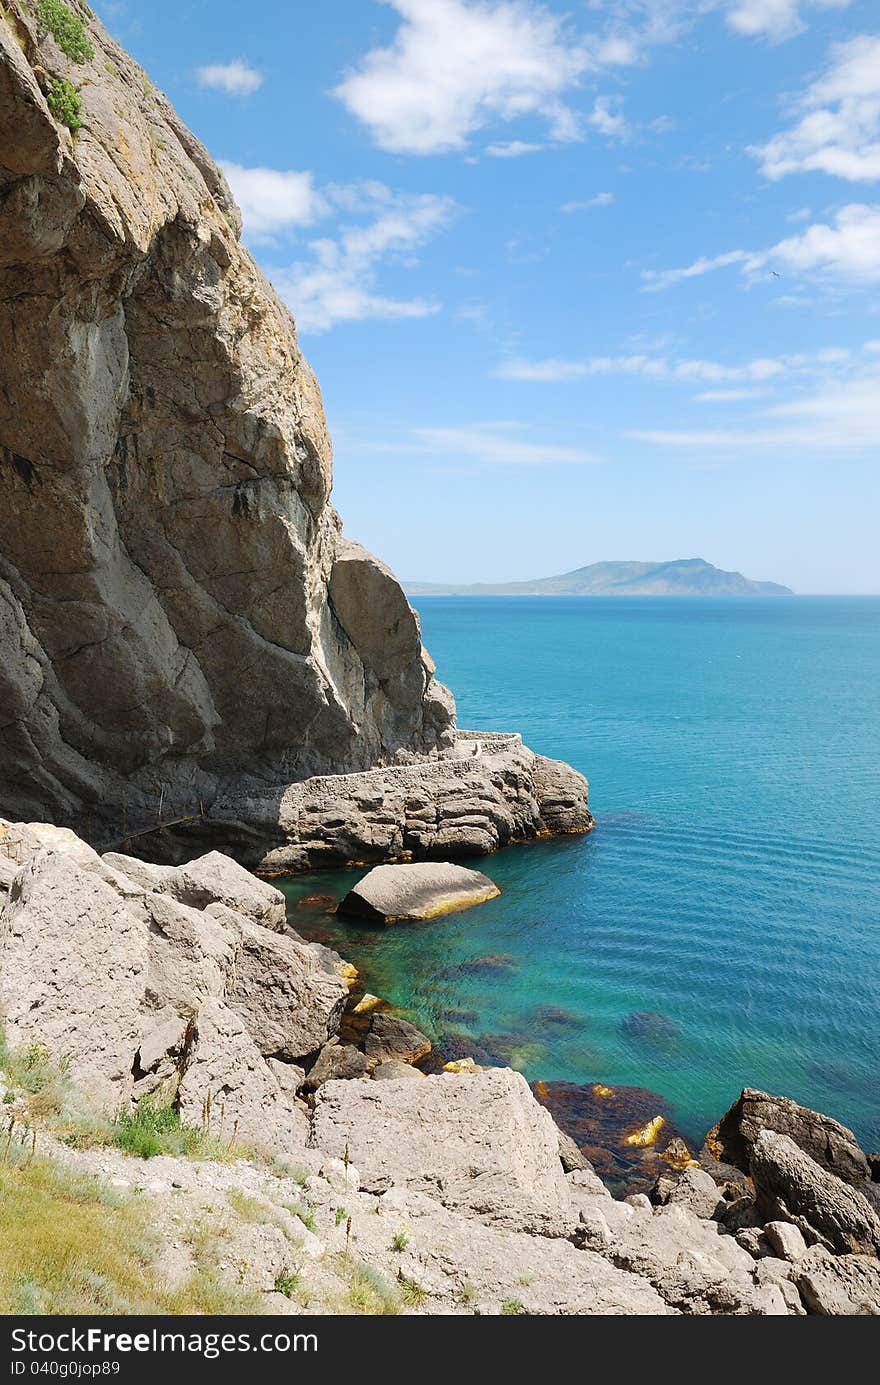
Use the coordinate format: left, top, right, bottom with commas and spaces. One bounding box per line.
284, 597, 880, 1153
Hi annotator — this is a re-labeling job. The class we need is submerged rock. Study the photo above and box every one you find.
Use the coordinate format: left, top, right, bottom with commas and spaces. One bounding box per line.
338, 862, 500, 923
364, 1013, 432, 1066
533, 1079, 695, 1196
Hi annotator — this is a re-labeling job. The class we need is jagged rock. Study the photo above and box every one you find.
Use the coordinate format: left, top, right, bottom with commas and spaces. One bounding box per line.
750, 1130, 880, 1256
364, 1013, 431, 1065
558, 1129, 592, 1173
303, 1040, 370, 1089
651, 1166, 725, 1219
320, 1156, 360, 1194
575, 1198, 787, 1314
765, 1220, 808, 1262
372, 1060, 426, 1081
141, 892, 237, 1015
177, 999, 309, 1155
443, 1056, 479, 1074
266, 1058, 306, 1098
339, 862, 500, 923
209, 904, 348, 1060
713, 1088, 871, 1187
102, 853, 177, 893
0, 850, 148, 1108
795, 1249, 880, 1315
167, 854, 287, 930
2, 820, 142, 897
371, 1186, 674, 1315
136, 1008, 188, 1074
311, 1067, 573, 1235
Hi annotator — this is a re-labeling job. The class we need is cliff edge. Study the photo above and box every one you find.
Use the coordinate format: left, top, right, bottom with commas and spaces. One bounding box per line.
0, 2, 590, 862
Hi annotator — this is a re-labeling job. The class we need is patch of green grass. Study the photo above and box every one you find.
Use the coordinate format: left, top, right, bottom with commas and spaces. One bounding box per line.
0, 1151, 262, 1314
398, 1274, 427, 1308
45, 77, 82, 131
390, 1228, 409, 1252
273, 1267, 301, 1299
0, 1036, 70, 1121
93, 1097, 235, 1162
335, 1206, 347, 1227
283, 1201, 317, 1233
501, 1297, 526, 1316
264, 1154, 308, 1184
344, 1261, 400, 1316
37, 0, 94, 62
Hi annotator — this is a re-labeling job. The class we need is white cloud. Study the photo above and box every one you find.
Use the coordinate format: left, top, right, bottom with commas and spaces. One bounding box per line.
642, 204, 880, 290
270, 185, 457, 333
220, 163, 327, 242
695, 388, 765, 400
562, 192, 616, 212
751, 34, 880, 182
628, 370, 880, 451
496, 345, 854, 386
333, 0, 591, 155
196, 59, 264, 97
411, 421, 602, 465
725, 0, 851, 42
485, 140, 545, 157
587, 95, 629, 138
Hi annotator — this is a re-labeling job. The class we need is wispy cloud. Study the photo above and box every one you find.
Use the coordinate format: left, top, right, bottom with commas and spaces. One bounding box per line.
642, 204, 880, 290
196, 59, 264, 97
485, 140, 545, 158
561, 191, 615, 212
410, 422, 603, 466
628, 371, 880, 451
751, 33, 880, 182
268, 185, 457, 333
495, 346, 853, 385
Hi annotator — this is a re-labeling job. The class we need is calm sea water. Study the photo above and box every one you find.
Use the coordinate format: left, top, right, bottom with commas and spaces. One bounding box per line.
284, 597, 880, 1150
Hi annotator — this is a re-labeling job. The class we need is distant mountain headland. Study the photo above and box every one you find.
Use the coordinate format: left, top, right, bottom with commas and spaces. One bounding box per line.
406, 558, 794, 598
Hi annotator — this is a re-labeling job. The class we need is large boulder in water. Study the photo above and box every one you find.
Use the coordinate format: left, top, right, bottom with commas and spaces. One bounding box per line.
711, 1087, 872, 1187
338, 862, 500, 923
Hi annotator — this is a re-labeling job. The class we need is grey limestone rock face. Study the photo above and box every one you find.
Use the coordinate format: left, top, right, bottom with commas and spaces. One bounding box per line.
311, 1066, 574, 1236
0, 849, 148, 1109
0, 8, 593, 866
0, 3, 454, 835
339, 861, 500, 923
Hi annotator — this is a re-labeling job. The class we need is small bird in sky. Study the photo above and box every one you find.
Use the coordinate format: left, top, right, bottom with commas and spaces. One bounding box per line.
769, 270, 781, 278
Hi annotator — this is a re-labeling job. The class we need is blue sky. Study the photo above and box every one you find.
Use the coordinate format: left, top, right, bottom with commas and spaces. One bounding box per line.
98, 1, 880, 592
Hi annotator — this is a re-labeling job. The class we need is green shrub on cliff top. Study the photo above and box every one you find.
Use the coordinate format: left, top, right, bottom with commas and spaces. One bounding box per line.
37, 0, 94, 63
46, 77, 82, 131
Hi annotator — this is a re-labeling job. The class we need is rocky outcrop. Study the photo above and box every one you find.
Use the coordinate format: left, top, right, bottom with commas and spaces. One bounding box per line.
0, 3, 591, 866
339, 861, 500, 923
749, 1131, 880, 1257
713, 1087, 871, 1187
0, 820, 347, 1135
311, 1068, 574, 1236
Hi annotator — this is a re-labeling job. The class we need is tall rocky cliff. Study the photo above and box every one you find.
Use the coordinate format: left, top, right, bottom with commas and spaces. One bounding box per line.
0, 1, 590, 865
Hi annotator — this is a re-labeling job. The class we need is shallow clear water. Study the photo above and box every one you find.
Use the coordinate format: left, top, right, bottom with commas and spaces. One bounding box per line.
283, 596, 880, 1149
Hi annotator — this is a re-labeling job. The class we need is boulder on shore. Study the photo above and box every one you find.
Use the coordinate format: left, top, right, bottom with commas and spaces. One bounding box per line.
338, 862, 500, 923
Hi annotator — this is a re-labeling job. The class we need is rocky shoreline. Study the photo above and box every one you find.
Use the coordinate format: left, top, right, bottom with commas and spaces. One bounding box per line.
1, 818, 878, 1315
